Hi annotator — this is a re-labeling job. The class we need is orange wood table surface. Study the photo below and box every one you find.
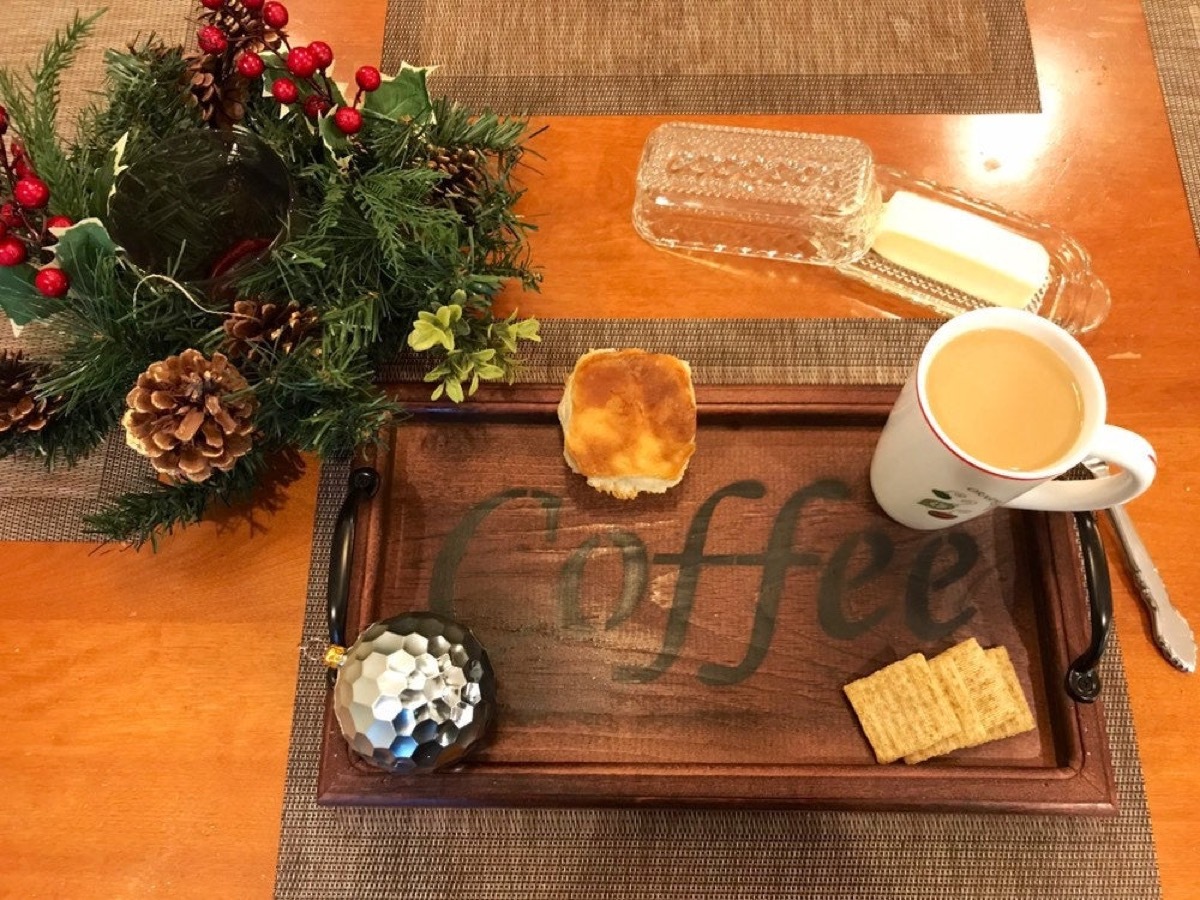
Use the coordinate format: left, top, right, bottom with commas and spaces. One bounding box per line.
3, 0, 1198, 896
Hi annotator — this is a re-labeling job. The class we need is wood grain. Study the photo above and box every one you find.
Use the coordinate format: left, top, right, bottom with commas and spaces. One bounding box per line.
2, 0, 1198, 896
317, 388, 1115, 814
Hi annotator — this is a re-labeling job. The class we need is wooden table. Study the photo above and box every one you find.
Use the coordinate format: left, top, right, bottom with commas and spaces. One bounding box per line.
2, 0, 1196, 896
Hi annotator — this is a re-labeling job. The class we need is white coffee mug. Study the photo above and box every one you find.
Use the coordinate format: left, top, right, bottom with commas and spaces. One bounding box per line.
870, 307, 1156, 530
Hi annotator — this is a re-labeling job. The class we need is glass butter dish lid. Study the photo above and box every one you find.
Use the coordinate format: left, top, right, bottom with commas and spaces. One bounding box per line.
633, 122, 1111, 335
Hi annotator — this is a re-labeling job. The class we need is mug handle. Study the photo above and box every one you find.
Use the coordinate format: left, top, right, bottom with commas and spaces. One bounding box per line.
1003, 426, 1156, 512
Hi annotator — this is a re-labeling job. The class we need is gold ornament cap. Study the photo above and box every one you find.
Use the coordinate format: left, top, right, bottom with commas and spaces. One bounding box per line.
323, 644, 347, 670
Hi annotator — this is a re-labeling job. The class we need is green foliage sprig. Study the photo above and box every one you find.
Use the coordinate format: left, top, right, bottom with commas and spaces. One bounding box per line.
0, 13, 542, 546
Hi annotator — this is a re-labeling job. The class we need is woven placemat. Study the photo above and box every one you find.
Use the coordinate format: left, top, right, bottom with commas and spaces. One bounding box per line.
1, 0, 193, 542
1141, 1, 1200, 248
275, 319, 1160, 900
383, 0, 1040, 115
378, 317, 941, 386
10, 0, 194, 138
1, 313, 154, 543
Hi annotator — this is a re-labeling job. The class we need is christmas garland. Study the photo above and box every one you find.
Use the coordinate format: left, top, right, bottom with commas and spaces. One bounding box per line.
0, 4, 542, 547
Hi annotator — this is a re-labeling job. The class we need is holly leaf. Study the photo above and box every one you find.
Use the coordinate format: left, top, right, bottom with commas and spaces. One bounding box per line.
49, 218, 120, 296
318, 112, 353, 165
362, 64, 435, 124
103, 131, 131, 212
0, 266, 43, 326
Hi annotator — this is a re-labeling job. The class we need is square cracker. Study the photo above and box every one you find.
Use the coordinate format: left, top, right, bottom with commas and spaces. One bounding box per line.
904, 638, 1018, 764
984, 646, 1036, 741
844, 653, 961, 764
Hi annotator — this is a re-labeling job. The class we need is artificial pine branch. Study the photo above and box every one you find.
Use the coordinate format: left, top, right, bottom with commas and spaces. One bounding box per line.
238, 339, 405, 456
2, 15, 546, 546
0, 12, 104, 219
83, 448, 272, 549
83, 479, 212, 550
71, 42, 198, 219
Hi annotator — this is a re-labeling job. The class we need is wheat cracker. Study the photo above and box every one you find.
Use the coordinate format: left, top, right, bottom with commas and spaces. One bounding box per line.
904, 637, 1019, 763
984, 646, 1036, 741
844, 653, 961, 764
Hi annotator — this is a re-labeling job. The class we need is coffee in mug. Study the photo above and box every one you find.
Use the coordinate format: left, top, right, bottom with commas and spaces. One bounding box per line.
924, 328, 1084, 473
871, 308, 1155, 530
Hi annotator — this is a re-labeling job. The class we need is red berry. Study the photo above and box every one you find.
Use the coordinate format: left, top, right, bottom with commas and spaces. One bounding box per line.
0, 105, 8, 135
14, 177, 50, 210
308, 41, 334, 70
271, 78, 299, 104
303, 94, 331, 120
236, 51, 265, 78
285, 47, 317, 79
355, 66, 382, 92
199, 0, 223, 8
1, 203, 21, 227
197, 25, 229, 55
12, 144, 35, 178
0, 222, 6, 239
34, 267, 70, 297
0, 236, 27, 267
262, 1, 288, 28
46, 215, 73, 230
333, 106, 363, 135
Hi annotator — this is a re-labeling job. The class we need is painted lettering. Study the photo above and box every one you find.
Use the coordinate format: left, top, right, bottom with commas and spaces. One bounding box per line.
429, 488, 561, 614
904, 532, 981, 641
817, 529, 895, 640
558, 529, 648, 629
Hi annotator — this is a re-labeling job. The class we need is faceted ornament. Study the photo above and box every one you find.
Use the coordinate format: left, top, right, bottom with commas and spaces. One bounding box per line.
332, 612, 497, 773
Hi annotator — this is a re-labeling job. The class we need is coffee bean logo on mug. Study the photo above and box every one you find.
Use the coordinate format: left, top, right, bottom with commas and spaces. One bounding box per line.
871, 307, 1156, 529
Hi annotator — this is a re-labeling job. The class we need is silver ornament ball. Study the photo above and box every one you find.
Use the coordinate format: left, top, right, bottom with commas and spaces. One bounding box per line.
332, 612, 496, 773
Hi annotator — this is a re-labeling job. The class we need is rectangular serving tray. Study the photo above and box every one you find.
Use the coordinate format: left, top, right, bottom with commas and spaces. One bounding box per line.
316, 384, 1116, 815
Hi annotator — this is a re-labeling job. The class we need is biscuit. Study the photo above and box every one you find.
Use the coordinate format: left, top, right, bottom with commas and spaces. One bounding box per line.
558, 349, 696, 499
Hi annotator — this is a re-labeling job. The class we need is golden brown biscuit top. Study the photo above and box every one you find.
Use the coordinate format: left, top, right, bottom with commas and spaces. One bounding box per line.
564, 350, 696, 480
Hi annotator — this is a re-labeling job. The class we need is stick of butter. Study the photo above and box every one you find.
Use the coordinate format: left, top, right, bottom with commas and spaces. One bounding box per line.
870, 191, 1051, 309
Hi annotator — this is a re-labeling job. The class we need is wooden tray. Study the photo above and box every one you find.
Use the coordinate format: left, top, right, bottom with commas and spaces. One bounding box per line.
316, 384, 1116, 814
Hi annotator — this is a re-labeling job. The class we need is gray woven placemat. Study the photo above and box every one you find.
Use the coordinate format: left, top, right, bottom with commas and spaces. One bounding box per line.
275, 319, 1160, 900
1141, 0, 1200, 248
383, 0, 1040, 115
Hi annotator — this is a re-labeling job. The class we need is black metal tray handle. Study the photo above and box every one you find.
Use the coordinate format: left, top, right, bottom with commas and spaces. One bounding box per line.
327, 467, 381, 649
1067, 511, 1112, 703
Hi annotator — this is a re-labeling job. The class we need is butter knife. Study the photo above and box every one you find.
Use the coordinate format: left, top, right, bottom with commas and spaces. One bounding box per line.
1083, 458, 1196, 673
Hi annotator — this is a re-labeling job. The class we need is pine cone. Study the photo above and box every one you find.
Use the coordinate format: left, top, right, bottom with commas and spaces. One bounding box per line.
122, 349, 258, 483
222, 299, 320, 361
181, 6, 283, 129
427, 147, 487, 220
184, 52, 249, 127
0, 351, 57, 435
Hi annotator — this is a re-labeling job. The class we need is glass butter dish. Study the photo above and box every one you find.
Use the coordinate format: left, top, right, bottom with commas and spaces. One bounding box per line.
633, 123, 883, 266
633, 123, 1111, 335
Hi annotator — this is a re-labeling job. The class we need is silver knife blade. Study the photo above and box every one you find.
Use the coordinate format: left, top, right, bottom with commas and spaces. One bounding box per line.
1083, 458, 1196, 673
